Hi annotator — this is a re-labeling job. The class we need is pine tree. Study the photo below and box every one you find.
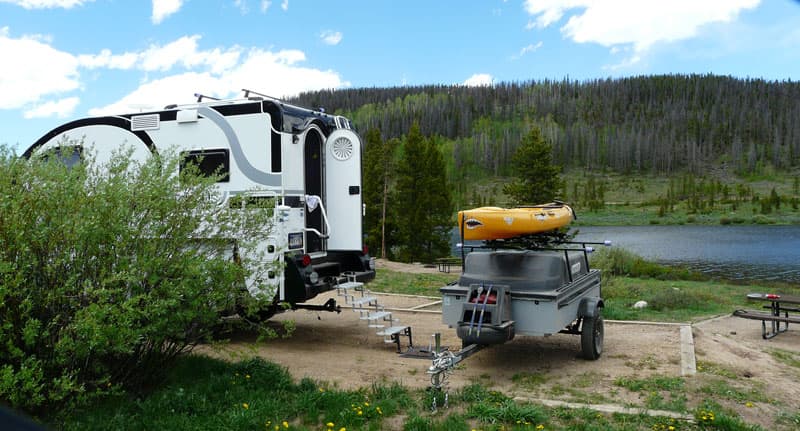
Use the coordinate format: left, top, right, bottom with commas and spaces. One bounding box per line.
362, 128, 398, 259
503, 126, 563, 205
393, 123, 453, 263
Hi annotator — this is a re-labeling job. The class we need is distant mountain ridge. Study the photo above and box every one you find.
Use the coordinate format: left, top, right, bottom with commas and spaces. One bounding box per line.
290, 74, 800, 175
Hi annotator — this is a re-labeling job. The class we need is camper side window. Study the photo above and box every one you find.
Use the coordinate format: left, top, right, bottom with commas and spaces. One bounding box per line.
40, 146, 83, 168
180, 149, 230, 182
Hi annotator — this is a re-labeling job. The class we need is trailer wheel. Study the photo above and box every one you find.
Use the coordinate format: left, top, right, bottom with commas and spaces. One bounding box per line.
580, 314, 604, 360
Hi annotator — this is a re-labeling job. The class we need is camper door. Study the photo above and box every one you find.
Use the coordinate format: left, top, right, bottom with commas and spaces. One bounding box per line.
324, 129, 363, 251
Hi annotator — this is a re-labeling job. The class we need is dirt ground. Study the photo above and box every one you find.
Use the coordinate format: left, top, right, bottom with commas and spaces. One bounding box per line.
198, 260, 800, 429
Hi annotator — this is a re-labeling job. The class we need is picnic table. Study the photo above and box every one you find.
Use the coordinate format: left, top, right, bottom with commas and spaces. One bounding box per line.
733, 293, 800, 339
435, 257, 462, 273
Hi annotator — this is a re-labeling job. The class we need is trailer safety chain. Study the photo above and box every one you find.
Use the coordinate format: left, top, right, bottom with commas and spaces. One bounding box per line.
431, 389, 449, 412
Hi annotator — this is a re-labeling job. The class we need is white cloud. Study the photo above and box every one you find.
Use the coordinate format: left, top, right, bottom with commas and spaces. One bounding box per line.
233, 0, 248, 14
463, 73, 494, 87
1, 27, 347, 119
260, 0, 270, 12
89, 48, 348, 115
0, 28, 80, 110
320, 30, 343, 46
524, 0, 586, 29
511, 41, 543, 60
523, 0, 761, 61
88, 73, 226, 115
280, 0, 287, 11
24, 97, 80, 119
0, 0, 92, 8
76, 36, 242, 74
139, 36, 241, 73
78, 49, 139, 70
152, 0, 183, 24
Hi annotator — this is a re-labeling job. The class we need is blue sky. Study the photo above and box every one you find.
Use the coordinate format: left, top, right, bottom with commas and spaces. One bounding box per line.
1, 0, 799, 151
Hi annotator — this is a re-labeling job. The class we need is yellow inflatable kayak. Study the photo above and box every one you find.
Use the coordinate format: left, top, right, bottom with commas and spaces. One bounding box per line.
457, 203, 575, 240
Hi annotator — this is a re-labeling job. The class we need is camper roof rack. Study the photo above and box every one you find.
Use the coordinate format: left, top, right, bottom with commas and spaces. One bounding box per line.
194, 93, 220, 103
241, 88, 282, 102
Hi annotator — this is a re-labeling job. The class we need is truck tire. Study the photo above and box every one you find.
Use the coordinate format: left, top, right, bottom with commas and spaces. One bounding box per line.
581, 313, 604, 360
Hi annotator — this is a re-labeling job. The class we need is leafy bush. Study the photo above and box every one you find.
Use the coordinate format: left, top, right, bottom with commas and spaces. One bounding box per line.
590, 247, 703, 281
0, 145, 276, 414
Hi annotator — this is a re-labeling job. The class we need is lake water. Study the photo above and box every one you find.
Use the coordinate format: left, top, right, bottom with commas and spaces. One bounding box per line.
451, 225, 800, 283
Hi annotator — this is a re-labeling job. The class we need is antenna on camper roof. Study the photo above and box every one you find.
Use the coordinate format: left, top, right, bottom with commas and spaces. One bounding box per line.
194, 93, 220, 103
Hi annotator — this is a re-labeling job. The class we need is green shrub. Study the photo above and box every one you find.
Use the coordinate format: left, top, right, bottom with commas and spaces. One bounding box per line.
590, 247, 703, 281
752, 214, 775, 224
720, 216, 732, 225
0, 145, 276, 414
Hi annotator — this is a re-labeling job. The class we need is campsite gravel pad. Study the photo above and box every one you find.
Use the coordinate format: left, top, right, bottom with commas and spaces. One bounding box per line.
201, 291, 684, 398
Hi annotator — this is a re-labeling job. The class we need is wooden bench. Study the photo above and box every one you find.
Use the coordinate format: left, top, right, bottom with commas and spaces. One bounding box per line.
436, 257, 462, 273
733, 309, 800, 339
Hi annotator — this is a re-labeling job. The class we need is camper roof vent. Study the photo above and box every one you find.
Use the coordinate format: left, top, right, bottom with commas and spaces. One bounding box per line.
131, 114, 160, 131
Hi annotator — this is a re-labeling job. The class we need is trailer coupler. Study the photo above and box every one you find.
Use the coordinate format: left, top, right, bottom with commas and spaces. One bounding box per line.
427, 333, 484, 392
292, 298, 341, 313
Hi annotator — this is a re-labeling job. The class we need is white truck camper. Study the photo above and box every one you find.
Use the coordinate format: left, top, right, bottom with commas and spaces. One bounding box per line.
23, 89, 376, 317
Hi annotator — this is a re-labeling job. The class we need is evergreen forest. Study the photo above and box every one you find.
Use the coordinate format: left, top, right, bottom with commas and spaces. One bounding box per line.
293, 73, 800, 176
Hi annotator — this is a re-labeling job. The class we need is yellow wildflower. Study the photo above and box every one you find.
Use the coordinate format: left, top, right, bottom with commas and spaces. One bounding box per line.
282, 421, 289, 428
242, 403, 249, 410
537, 425, 545, 430
745, 402, 754, 408
326, 422, 334, 428
246, 374, 251, 379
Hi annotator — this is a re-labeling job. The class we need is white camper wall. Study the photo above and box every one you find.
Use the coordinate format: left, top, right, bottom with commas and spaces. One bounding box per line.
37, 125, 152, 166
281, 132, 303, 193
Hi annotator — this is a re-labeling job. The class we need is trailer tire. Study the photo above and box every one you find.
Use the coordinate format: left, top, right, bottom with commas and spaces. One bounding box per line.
580, 314, 604, 360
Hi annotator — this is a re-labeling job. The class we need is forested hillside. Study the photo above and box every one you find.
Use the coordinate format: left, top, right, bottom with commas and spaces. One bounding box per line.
292, 74, 800, 176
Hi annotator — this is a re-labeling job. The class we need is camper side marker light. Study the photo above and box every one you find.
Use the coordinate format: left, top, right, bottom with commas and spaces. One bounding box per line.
301, 254, 312, 267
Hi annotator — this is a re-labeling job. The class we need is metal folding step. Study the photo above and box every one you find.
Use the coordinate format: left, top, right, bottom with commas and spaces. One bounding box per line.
376, 326, 413, 353
361, 310, 397, 328
337, 281, 363, 293
350, 296, 377, 307
361, 310, 393, 321
333, 276, 413, 353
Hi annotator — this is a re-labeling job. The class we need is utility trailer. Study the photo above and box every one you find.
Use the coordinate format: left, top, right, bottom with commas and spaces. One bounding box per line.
429, 233, 610, 390
23, 89, 375, 317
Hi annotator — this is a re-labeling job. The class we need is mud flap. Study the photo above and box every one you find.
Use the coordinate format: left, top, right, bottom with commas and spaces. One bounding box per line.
578, 297, 604, 318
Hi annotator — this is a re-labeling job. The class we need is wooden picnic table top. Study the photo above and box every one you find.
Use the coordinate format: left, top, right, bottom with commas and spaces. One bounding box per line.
747, 292, 800, 304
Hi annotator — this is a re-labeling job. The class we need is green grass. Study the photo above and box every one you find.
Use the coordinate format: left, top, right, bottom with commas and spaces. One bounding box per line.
560, 170, 800, 226
368, 269, 458, 296
55, 355, 411, 431
50, 353, 774, 431
769, 349, 800, 369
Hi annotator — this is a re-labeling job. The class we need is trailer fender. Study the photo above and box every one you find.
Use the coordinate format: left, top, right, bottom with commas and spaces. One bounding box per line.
578, 297, 604, 318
